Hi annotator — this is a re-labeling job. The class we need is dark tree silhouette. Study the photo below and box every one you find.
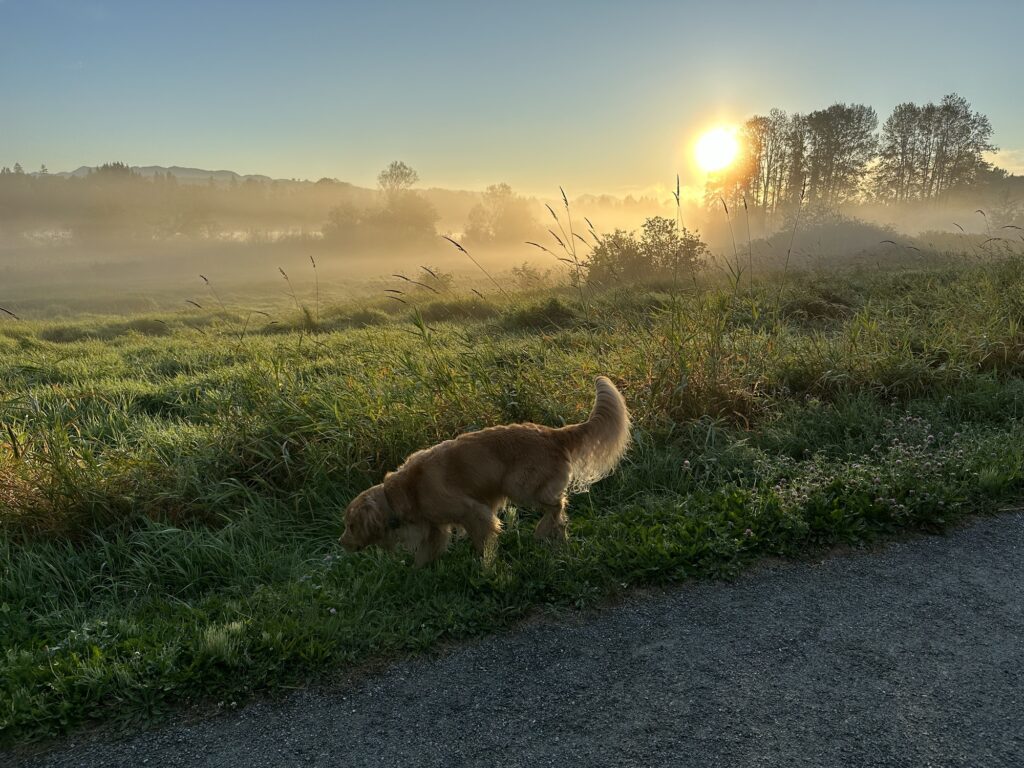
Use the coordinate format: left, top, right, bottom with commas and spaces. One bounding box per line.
802, 103, 878, 206
874, 94, 995, 202
874, 102, 921, 203
377, 161, 419, 196
708, 96, 998, 217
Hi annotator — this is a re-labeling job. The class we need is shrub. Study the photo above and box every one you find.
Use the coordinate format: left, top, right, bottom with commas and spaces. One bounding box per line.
586, 216, 709, 286
501, 297, 580, 330
343, 308, 391, 328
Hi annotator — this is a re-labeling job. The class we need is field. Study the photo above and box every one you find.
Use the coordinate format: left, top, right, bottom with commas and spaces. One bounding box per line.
4, 256, 1024, 747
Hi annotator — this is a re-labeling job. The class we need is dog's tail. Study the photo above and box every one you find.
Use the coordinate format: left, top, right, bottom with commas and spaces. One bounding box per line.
558, 376, 631, 491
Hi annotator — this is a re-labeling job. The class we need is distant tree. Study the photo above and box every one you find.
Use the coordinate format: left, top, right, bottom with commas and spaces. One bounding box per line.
873, 94, 994, 202
322, 203, 366, 242
377, 160, 419, 196
803, 103, 878, 207
376, 192, 439, 241
873, 102, 921, 203
91, 162, 136, 179
12, 163, 24, 175
322, 161, 438, 246
464, 183, 539, 244
163, 203, 217, 238
465, 205, 490, 242
39, 164, 49, 175
784, 115, 809, 206
742, 109, 792, 213
927, 94, 995, 197
709, 109, 806, 218
374, 161, 438, 242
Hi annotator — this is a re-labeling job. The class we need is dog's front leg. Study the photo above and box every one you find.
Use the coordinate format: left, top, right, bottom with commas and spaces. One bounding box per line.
459, 501, 502, 560
412, 525, 452, 568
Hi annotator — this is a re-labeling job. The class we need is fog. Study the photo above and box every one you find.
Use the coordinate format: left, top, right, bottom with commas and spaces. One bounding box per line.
1, 150, 1022, 318
0, 162, 679, 315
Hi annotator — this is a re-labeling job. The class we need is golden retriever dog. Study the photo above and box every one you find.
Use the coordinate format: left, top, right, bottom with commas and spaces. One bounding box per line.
340, 376, 630, 566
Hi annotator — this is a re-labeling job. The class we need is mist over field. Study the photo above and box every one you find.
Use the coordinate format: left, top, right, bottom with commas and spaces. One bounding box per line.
1, 93, 1022, 318
0, 163, 668, 314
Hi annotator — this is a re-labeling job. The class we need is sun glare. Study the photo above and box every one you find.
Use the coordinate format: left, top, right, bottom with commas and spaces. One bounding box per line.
695, 126, 740, 173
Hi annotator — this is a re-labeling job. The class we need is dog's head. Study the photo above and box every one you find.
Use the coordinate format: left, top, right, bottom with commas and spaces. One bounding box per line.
340, 484, 400, 552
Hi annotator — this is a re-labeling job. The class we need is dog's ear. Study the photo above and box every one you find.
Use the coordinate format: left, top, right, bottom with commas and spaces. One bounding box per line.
382, 471, 413, 522
363, 495, 392, 538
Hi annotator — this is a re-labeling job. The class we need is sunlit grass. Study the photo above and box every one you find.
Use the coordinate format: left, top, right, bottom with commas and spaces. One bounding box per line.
4, 257, 1024, 746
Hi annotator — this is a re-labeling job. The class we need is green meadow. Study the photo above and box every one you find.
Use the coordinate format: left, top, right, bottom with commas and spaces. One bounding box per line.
4, 257, 1024, 746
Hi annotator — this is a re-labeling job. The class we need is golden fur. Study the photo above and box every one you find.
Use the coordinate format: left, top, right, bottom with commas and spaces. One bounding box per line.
340, 376, 630, 566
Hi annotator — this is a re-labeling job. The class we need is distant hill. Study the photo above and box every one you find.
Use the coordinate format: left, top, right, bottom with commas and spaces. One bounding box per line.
54, 165, 275, 185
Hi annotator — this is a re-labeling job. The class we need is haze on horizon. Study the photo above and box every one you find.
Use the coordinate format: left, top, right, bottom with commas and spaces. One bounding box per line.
2, 0, 1024, 195
2, 0, 1024, 318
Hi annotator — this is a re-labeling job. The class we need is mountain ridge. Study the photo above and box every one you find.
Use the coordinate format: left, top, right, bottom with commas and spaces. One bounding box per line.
54, 165, 277, 185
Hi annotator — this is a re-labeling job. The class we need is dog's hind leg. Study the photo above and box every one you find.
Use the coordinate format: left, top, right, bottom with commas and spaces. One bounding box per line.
413, 525, 452, 568
534, 495, 568, 543
533, 468, 572, 543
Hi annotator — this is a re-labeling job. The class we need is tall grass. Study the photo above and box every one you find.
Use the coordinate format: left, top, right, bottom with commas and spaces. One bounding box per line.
4, 256, 1024, 746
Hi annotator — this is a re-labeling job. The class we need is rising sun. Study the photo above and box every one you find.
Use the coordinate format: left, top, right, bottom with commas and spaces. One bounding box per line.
695, 126, 740, 173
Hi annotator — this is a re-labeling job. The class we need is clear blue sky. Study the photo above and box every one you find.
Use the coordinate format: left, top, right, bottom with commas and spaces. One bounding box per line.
2, 0, 1021, 194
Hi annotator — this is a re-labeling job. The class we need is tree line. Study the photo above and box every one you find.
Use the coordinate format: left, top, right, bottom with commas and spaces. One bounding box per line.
0, 159, 544, 249
321, 163, 540, 249
0, 162, 374, 241
715, 94, 998, 214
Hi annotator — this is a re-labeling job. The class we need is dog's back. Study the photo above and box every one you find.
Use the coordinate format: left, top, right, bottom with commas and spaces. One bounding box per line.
394, 422, 569, 510
390, 376, 630, 510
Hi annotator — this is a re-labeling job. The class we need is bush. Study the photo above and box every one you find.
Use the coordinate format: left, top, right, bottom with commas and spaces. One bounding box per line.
343, 308, 391, 328
586, 216, 709, 286
763, 209, 908, 268
501, 297, 580, 330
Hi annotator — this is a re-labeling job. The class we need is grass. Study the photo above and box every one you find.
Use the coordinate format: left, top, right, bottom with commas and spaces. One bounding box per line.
4, 256, 1024, 746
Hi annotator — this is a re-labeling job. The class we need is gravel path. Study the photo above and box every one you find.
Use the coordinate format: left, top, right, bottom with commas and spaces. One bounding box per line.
13, 513, 1024, 767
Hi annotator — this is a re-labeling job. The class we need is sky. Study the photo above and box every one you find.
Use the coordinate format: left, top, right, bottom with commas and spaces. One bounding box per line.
2, 0, 1022, 196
